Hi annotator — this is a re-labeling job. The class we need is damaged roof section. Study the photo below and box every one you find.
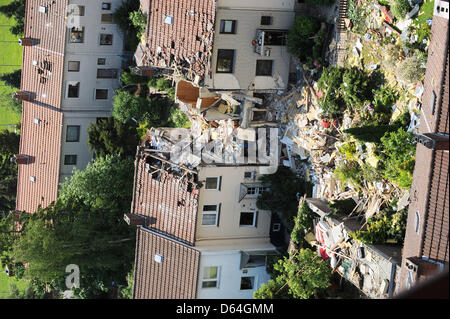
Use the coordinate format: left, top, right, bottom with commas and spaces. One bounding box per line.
137, 0, 216, 82
129, 145, 200, 245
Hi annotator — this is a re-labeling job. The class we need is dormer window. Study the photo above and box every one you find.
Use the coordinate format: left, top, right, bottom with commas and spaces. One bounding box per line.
30, 176, 36, 182
39, 6, 48, 13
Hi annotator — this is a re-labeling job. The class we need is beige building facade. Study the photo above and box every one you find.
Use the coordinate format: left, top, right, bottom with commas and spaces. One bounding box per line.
204, 0, 296, 91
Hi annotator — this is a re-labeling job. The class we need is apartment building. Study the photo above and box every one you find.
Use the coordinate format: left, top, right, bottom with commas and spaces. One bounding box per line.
125, 129, 280, 299
14, 0, 125, 213
134, 0, 296, 91
397, 0, 449, 294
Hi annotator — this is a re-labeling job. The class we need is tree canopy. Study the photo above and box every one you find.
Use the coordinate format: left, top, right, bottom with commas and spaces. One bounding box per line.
0, 0, 25, 36
254, 249, 331, 299
0, 69, 21, 89
87, 118, 140, 158
10, 155, 136, 297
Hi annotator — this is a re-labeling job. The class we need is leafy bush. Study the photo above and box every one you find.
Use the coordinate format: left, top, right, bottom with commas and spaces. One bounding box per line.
380, 128, 416, 188
169, 108, 191, 128
351, 207, 408, 244
397, 57, 425, 84
347, 0, 366, 33
390, 0, 412, 20
129, 10, 147, 39
334, 161, 362, 188
338, 142, 357, 161
113, 0, 141, 50
120, 70, 149, 86
344, 124, 401, 143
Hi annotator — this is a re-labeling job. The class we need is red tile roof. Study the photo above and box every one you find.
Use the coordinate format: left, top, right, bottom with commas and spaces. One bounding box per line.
138, 0, 216, 80
131, 147, 199, 245
15, 0, 67, 213
133, 228, 200, 299
399, 13, 449, 291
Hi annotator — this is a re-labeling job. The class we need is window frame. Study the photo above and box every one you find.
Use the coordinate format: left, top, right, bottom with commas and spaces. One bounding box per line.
97, 58, 106, 65
260, 16, 272, 25
95, 89, 109, 100
99, 33, 113, 45
66, 125, 81, 142
67, 61, 80, 72
239, 211, 257, 227
101, 13, 114, 24
201, 204, 220, 226
240, 276, 255, 290
64, 154, 78, 165
201, 266, 220, 288
219, 20, 237, 34
216, 49, 235, 74
102, 2, 111, 10
96, 68, 118, 79
205, 176, 221, 190
67, 82, 80, 98
256, 59, 273, 76
69, 26, 84, 43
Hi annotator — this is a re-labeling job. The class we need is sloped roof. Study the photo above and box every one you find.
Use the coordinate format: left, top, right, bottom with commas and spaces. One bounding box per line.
15, 0, 67, 212
137, 0, 216, 80
133, 228, 200, 299
400, 10, 449, 290
131, 147, 199, 245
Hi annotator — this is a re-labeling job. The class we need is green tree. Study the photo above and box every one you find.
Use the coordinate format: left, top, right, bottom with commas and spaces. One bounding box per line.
341, 67, 372, 109
291, 203, 315, 245
11, 155, 136, 296
120, 70, 149, 86
255, 249, 331, 299
87, 118, 140, 158
119, 267, 134, 299
112, 89, 149, 123
380, 128, 416, 188
287, 17, 321, 63
0, 131, 20, 217
317, 66, 346, 116
0, 69, 21, 89
257, 167, 312, 231
129, 10, 147, 39
113, 0, 141, 51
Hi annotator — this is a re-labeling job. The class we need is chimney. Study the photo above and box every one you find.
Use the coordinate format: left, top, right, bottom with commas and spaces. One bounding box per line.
123, 213, 146, 226
13, 91, 33, 101
18, 38, 37, 46
414, 133, 449, 150
405, 257, 442, 281
11, 154, 30, 165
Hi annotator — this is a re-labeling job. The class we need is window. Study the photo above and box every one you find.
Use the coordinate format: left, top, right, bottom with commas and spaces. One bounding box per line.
240, 212, 257, 227
102, 2, 111, 10
256, 60, 273, 76
101, 13, 113, 24
244, 171, 255, 179
70, 27, 84, 43
99, 34, 113, 45
67, 82, 80, 98
71, 5, 85, 16
66, 125, 80, 142
246, 186, 269, 196
97, 69, 118, 79
220, 20, 236, 34
261, 16, 272, 25
202, 266, 219, 288
205, 177, 221, 190
240, 276, 255, 290
216, 49, 234, 73
95, 89, 108, 99
272, 223, 281, 232
68, 61, 80, 72
97, 58, 106, 65
264, 30, 287, 46
201, 205, 220, 226
64, 155, 77, 165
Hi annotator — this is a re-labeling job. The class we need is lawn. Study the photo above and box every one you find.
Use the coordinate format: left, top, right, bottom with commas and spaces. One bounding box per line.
414, 0, 435, 26
0, 267, 29, 298
0, 0, 22, 131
